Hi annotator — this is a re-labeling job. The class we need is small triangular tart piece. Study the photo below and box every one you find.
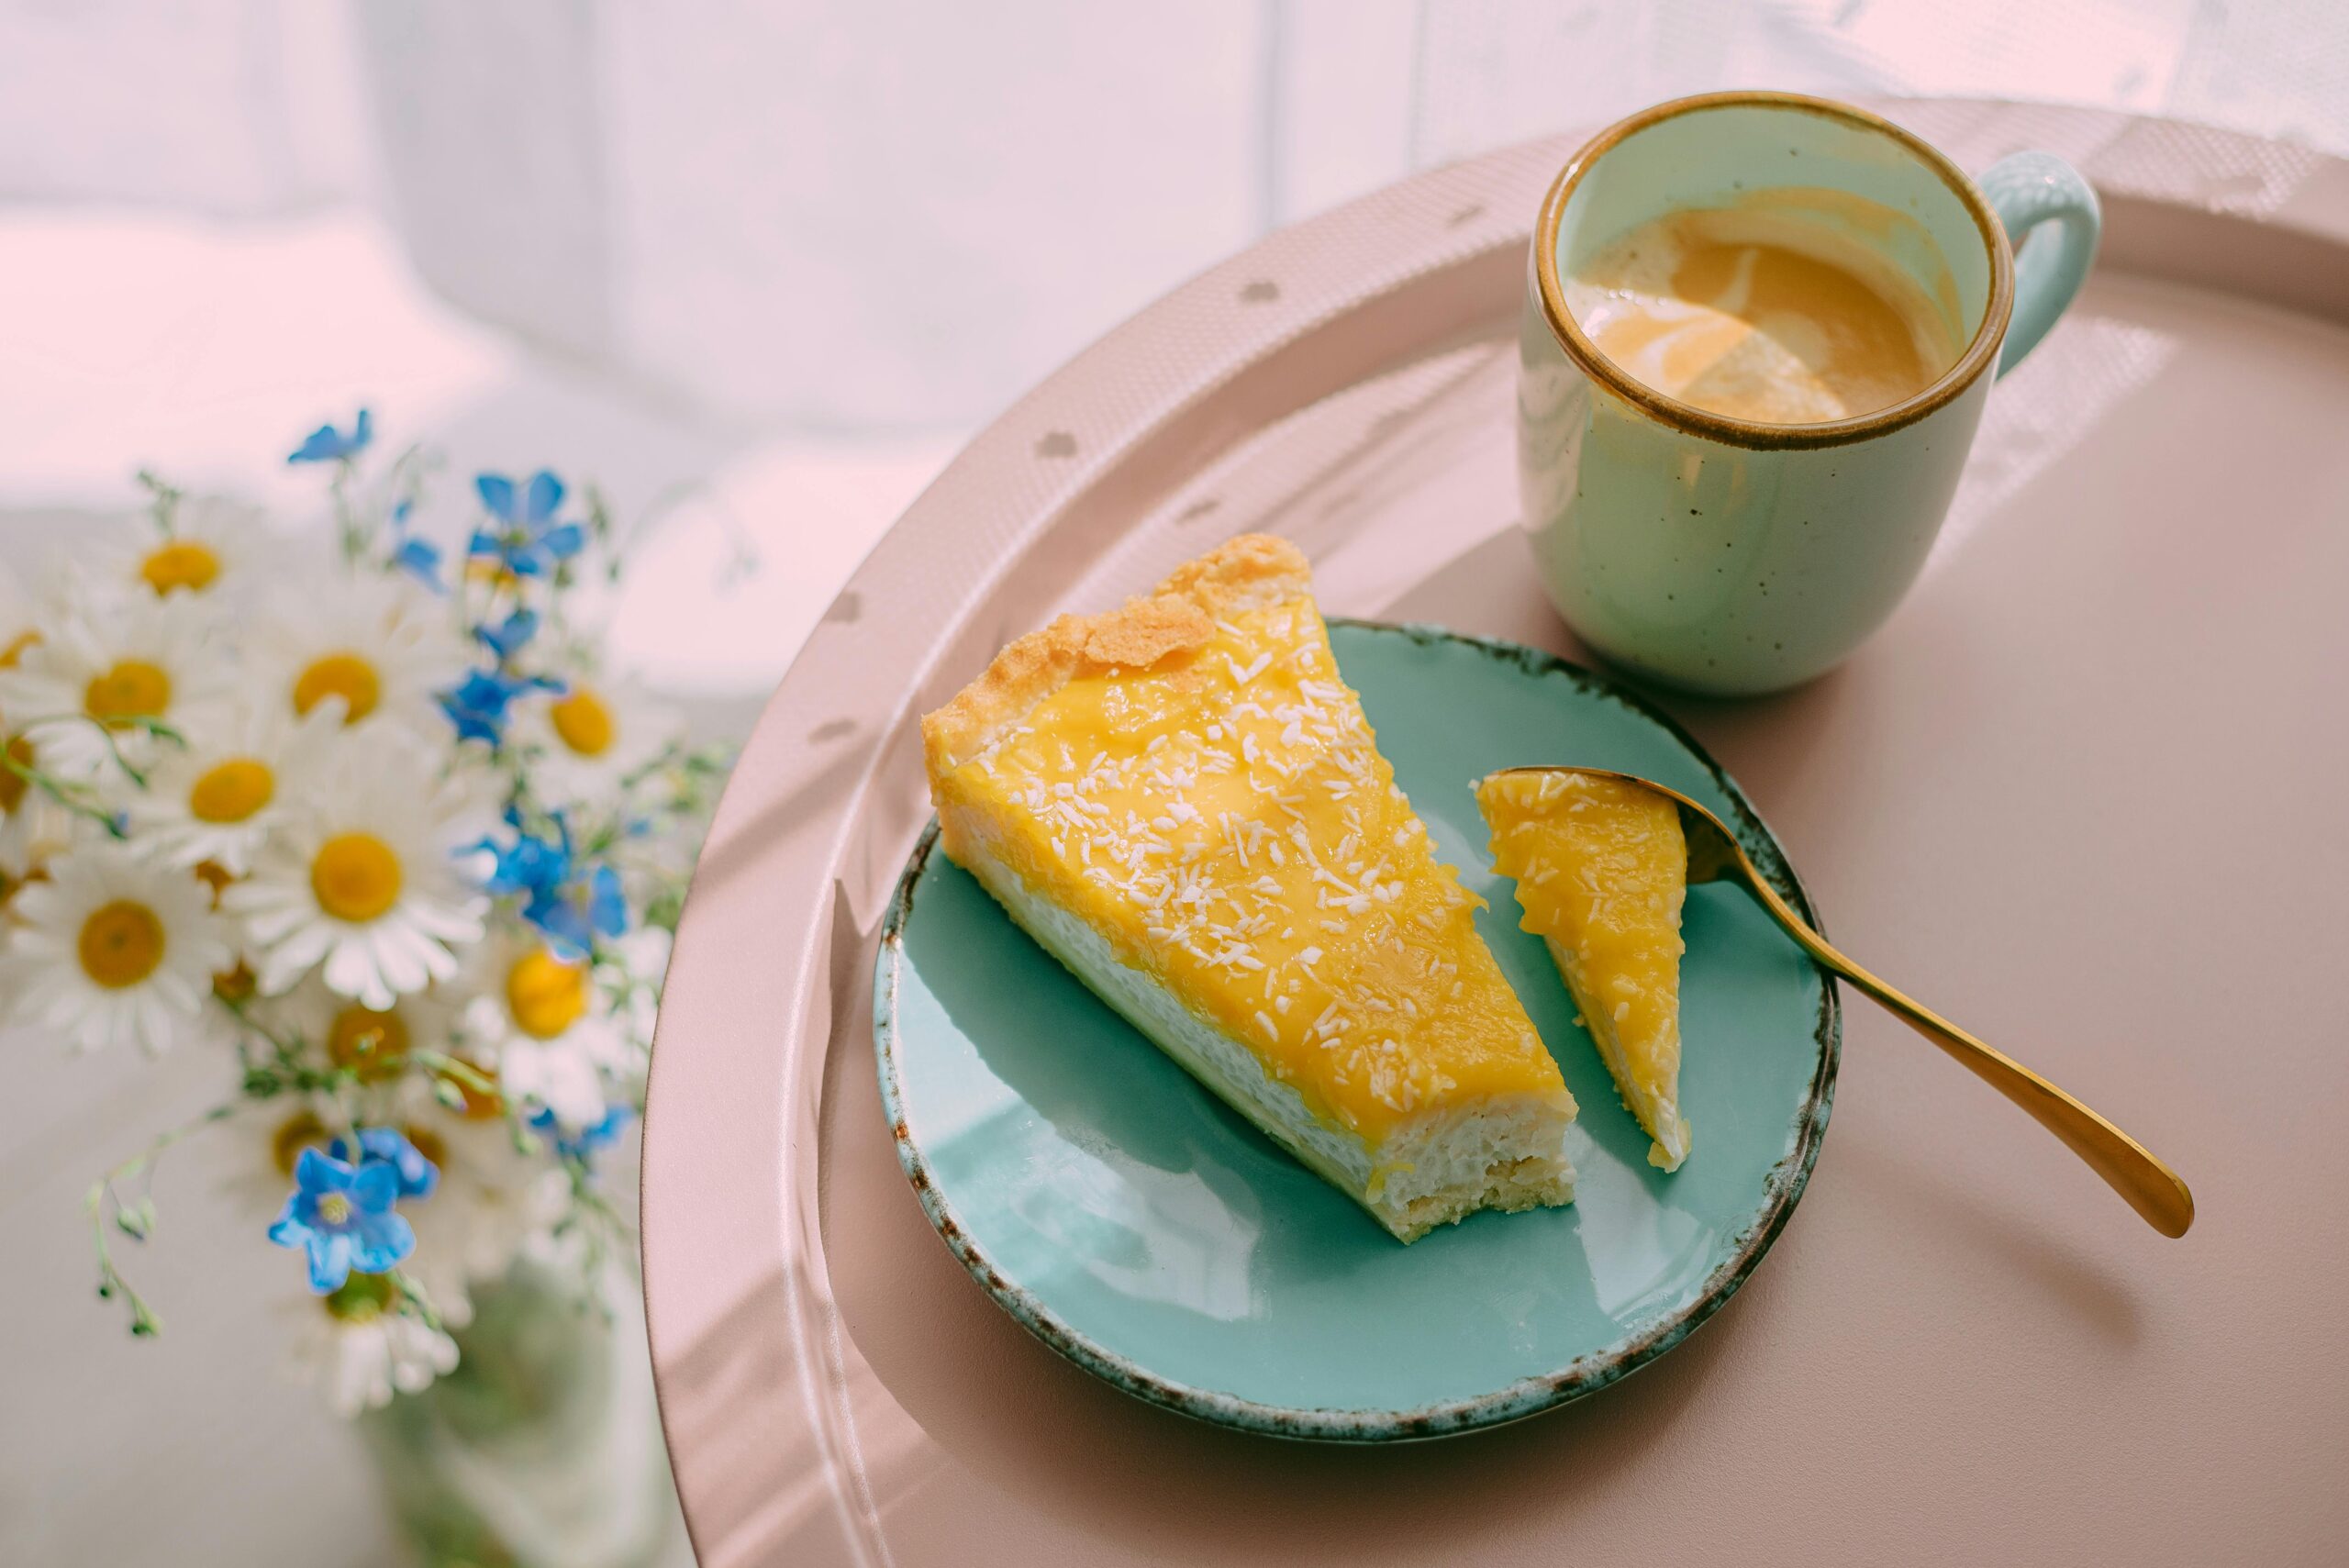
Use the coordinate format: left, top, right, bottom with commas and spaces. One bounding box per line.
923, 536, 1576, 1241
1475, 769, 1692, 1171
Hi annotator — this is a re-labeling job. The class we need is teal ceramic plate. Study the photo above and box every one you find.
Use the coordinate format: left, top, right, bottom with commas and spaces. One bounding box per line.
874, 621, 1837, 1440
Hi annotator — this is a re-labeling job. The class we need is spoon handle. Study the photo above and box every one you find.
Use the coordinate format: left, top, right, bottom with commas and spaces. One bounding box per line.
1738, 873, 2197, 1239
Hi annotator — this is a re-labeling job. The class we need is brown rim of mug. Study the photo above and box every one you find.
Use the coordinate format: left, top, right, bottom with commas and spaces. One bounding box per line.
1531, 90, 2018, 452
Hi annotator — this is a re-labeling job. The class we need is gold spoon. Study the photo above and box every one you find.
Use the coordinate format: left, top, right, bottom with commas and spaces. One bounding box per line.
1494, 767, 2196, 1238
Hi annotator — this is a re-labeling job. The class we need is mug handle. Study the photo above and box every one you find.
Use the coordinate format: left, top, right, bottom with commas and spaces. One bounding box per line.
1979, 150, 2102, 376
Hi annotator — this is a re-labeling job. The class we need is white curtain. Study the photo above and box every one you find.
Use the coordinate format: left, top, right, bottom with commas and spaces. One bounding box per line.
5, 0, 2345, 432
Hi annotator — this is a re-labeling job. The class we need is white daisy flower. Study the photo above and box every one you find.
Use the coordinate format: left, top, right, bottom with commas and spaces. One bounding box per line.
284, 1277, 459, 1418
132, 701, 339, 876
0, 585, 233, 783
114, 493, 271, 601
218, 1095, 347, 1221
391, 1084, 570, 1329
226, 731, 491, 1009
3, 840, 232, 1053
0, 559, 42, 671
0, 717, 76, 890
397, 1061, 572, 1304
509, 671, 682, 809
229, 1075, 480, 1329
454, 931, 624, 1131
265, 971, 460, 1091
0, 561, 77, 884
250, 569, 466, 738
606, 924, 672, 1056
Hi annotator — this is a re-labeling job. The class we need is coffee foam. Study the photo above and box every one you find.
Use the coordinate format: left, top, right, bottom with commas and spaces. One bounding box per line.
1564, 199, 1959, 425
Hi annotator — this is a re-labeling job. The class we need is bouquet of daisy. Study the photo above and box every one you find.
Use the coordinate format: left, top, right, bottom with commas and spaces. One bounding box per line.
0, 411, 726, 1418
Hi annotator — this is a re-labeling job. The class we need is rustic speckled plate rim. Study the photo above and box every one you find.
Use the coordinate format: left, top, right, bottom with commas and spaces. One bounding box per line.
872, 619, 1841, 1442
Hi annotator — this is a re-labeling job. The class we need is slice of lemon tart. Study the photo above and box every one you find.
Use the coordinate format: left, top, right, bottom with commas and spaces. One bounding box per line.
922, 536, 1576, 1241
1475, 769, 1693, 1172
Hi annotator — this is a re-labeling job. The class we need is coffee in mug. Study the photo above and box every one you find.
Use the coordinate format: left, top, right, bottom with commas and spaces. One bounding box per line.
1562, 204, 1961, 425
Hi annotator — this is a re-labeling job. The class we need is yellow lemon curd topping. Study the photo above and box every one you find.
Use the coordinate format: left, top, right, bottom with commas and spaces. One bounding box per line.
294, 652, 381, 723
1477, 770, 1691, 1170
938, 597, 1564, 1141
139, 539, 223, 595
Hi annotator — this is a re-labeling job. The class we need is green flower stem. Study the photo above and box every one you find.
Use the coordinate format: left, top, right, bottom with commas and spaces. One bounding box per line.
215, 997, 350, 1100
135, 469, 183, 527
390, 1268, 445, 1335
412, 1050, 498, 1100
85, 1100, 242, 1338
10, 710, 187, 797
0, 745, 125, 838
329, 460, 365, 562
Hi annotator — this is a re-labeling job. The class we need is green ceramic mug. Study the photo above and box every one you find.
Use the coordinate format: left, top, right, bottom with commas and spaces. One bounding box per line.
1519, 92, 2100, 695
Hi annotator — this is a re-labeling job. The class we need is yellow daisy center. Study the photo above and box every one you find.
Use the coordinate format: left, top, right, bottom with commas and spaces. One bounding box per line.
550, 687, 616, 757
403, 1122, 446, 1172
0, 628, 36, 668
311, 832, 404, 923
192, 860, 236, 905
0, 734, 32, 815
272, 1110, 329, 1176
84, 659, 173, 728
293, 652, 381, 725
139, 539, 222, 596
212, 959, 256, 1004
324, 1272, 395, 1323
188, 757, 274, 823
78, 899, 165, 989
507, 947, 589, 1040
328, 1004, 412, 1081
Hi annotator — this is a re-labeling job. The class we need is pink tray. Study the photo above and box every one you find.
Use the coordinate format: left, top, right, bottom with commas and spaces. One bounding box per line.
642, 99, 2349, 1567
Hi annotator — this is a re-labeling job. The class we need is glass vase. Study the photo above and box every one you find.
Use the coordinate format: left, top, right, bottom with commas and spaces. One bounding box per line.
359, 1260, 676, 1568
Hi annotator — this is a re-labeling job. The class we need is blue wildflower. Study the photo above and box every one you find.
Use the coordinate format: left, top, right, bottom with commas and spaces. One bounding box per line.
467, 812, 629, 955
328, 1127, 440, 1200
473, 811, 573, 900
289, 408, 374, 465
266, 1148, 414, 1294
473, 607, 540, 662
440, 668, 548, 745
530, 1104, 632, 1162
526, 861, 628, 960
392, 536, 444, 593
469, 471, 584, 577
